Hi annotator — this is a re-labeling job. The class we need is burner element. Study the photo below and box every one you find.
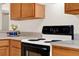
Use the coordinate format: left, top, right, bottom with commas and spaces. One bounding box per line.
37, 38, 46, 40
28, 38, 46, 41
28, 39, 39, 41
44, 40, 62, 43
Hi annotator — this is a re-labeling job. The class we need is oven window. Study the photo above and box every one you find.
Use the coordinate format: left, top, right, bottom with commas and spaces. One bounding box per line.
27, 51, 41, 56
21, 43, 50, 56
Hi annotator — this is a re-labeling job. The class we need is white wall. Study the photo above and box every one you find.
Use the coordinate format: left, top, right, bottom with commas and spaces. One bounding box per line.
42, 3, 79, 34
2, 13, 9, 31
1, 3, 9, 31
9, 20, 43, 32
9, 3, 79, 34
0, 4, 2, 30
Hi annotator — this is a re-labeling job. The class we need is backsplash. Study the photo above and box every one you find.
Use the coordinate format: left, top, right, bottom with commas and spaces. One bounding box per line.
74, 34, 79, 40
0, 31, 78, 40
0, 31, 42, 38
20, 32, 42, 38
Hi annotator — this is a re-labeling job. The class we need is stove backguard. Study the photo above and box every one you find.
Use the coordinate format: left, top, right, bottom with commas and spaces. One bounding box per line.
42, 25, 74, 40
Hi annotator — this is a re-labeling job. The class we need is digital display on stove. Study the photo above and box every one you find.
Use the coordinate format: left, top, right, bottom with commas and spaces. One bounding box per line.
42, 25, 74, 40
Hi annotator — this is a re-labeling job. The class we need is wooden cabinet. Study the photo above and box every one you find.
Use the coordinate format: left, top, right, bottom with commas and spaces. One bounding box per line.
0, 40, 9, 46
0, 47, 9, 56
21, 3, 35, 18
0, 39, 21, 56
65, 3, 79, 15
52, 45, 79, 56
10, 3, 45, 20
10, 3, 21, 20
10, 40, 21, 48
10, 47, 21, 56
0, 40, 9, 56
10, 40, 21, 56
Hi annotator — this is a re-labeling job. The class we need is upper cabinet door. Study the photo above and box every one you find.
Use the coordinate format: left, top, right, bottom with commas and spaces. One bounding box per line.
10, 3, 45, 20
65, 3, 79, 15
10, 3, 21, 20
21, 3, 35, 18
35, 4, 45, 18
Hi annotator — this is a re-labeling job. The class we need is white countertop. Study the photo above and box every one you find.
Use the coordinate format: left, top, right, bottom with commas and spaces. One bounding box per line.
51, 40, 79, 49
0, 35, 39, 40
0, 33, 40, 41
0, 32, 78, 47
0, 33, 51, 46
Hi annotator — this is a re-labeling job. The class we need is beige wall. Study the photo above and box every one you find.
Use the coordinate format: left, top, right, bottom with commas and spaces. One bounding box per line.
8, 3, 79, 34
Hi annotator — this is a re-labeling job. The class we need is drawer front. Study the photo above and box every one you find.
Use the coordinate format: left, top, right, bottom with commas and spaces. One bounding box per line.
10, 40, 21, 48
53, 46, 79, 56
0, 40, 9, 47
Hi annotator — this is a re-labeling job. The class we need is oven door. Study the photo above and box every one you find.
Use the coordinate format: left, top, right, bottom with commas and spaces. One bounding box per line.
21, 42, 50, 56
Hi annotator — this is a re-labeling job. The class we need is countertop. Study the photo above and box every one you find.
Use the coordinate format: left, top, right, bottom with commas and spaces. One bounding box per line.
0, 32, 51, 46
1, 32, 79, 47
0, 32, 41, 41
51, 40, 79, 49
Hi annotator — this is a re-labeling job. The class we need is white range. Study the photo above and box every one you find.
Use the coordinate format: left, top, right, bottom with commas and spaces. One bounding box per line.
21, 34, 72, 46
21, 25, 73, 56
